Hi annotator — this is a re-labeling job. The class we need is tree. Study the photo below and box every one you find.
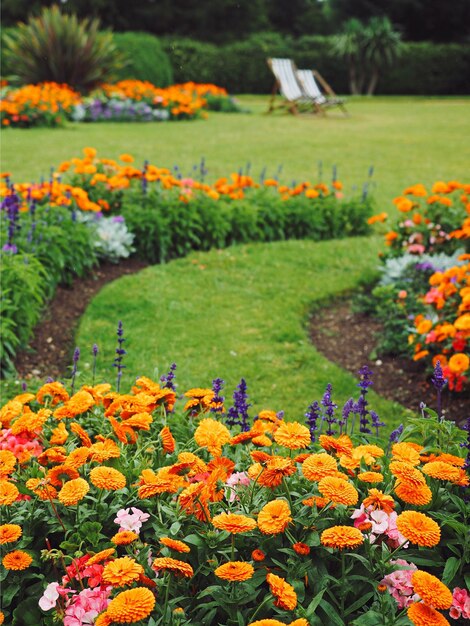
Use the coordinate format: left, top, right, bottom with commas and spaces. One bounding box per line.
333, 19, 367, 95
363, 16, 402, 95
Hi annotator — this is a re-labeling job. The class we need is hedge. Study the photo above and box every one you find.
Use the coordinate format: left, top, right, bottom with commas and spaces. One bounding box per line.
113, 31, 173, 87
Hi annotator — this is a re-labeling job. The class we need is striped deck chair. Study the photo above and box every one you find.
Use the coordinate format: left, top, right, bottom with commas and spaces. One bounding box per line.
296, 69, 348, 116
266, 58, 319, 115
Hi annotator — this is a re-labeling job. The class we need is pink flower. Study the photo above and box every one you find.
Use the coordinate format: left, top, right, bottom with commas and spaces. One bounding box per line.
39, 582, 61, 611
386, 512, 408, 549
381, 560, 419, 609
407, 244, 426, 254
225, 471, 251, 502
114, 507, 150, 533
450, 587, 470, 620
63, 586, 112, 626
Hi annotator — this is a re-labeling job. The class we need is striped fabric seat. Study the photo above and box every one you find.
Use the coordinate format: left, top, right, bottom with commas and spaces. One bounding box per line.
296, 69, 348, 116
266, 58, 317, 115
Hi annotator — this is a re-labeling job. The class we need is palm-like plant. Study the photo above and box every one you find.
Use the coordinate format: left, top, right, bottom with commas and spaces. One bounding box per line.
333, 18, 367, 95
363, 17, 402, 95
2, 5, 124, 92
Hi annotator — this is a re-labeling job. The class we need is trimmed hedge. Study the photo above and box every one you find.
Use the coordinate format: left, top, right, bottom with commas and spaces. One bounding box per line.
113, 31, 173, 87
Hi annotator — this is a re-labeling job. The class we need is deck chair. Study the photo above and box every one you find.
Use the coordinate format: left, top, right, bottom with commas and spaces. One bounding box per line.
266, 58, 320, 115
296, 69, 348, 116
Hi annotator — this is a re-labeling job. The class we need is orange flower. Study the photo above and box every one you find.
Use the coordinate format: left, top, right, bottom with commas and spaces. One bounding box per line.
390, 461, 426, 485
111, 531, 139, 545
396, 511, 440, 547
357, 471, 383, 483
0, 479, 19, 505
70, 422, 92, 447
411, 571, 453, 609
25, 478, 58, 501
86, 548, 116, 566
90, 466, 126, 490
319, 434, 353, 456
138, 467, 185, 499
273, 421, 311, 449
160, 426, 176, 453
106, 587, 156, 623
57, 477, 90, 506
394, 481, 432, 506
88, 439, 121, 463
2, 549, 33, 570
0, 523, 22, 544
362, 489, 395, 514
252, 549, 266, 561
64, 447, 90, 469
266, 572, 297, 610
53, 390, 95, 420
407, 602, 450, 626
302, 453, 338, 481
257, 499, 292, 534
214, 561, 254, 582
302, 495, 334, 509
102, 556, 144, 586
152, 557, 193, 578
119, 154, 134, 163
212, 513, 257, 534
320, 526, 363, 550
194, 418, 231, 457
159, 537, 191, 553
47, 464, 80, 487
256, 456, 296, 488
318, 476, 358, 506
448, 353, 469, 374
292, 542, 310, 555
0, 450, 16, 477
422, 461, 461, 482
392, 443, 421, 466
36, 381, 69, 406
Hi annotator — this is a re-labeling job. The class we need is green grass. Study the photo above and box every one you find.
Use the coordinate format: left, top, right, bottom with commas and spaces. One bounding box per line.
76, 237, 412, 434
2, 96, 470, 212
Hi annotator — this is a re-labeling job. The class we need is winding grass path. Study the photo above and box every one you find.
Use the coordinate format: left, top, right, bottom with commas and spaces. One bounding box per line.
76, 236, 412, 433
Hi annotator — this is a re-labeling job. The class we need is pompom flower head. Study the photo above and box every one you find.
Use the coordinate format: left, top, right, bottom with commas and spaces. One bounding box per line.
411, 570, 453, 609
396, 511, 440, 547
214, 561, 254, 582
407, 602, 450, 626
321, 526, 363, 550
106, 587, 156, 623
266, 572, 297, 610
257, 499, 291, 534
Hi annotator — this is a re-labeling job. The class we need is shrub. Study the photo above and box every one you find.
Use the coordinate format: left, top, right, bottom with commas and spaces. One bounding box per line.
1, 6, 123, 92
113, 32, 173, 87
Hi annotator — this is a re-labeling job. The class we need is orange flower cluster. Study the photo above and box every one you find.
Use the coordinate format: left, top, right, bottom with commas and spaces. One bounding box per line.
1, 82, 81, 127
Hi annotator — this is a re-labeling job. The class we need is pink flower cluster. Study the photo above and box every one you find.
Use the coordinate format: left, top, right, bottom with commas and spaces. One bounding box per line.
114, 506, 150, 533
380, 559, 420, 609
450, 587, 470, 621
351, 504, 408, 548
0, 428, 43, 463
225, 471, 251, 502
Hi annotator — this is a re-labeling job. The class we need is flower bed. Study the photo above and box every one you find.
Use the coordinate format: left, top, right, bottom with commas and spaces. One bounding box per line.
0, 149, 373, 375
363, 181, 470, 394
0, 80, 241, 127
0, 359, 469, 626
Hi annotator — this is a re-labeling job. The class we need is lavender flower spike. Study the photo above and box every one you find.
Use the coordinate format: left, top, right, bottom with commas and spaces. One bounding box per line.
161, 362, 177, 391
431, 360, 447, 420
305, 400, 321, 442
112, 321, 127, 392
71, 347, 80, 394
321, 383, 338, 436
226, 378, 251, 431
210, 377, 225, 414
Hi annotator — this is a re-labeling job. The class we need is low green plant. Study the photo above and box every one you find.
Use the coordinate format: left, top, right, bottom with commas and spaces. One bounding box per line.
113, 32, 173, 87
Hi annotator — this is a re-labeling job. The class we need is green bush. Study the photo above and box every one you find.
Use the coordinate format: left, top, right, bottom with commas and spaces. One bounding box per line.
161, 37, 224, 85
113, 32, 173, 87
122, 187, 373, 263
2, 6, 122, 92
0, 27, 17, 80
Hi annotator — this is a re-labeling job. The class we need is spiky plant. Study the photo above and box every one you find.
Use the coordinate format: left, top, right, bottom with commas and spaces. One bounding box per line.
2, 5, 124, 92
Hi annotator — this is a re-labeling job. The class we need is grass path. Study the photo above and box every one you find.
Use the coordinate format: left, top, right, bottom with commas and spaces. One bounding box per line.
77, 236, 412, 434
2, 96, 470, 211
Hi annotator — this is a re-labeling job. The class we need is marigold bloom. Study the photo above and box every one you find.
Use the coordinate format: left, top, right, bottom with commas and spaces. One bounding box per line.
194, 418, 231, 457
58, 477, 90, 506
321, 526, 363, 550
257, 456, 296, 488
390, 461, 426, 486
88, 439, 121, 463
0, 450, 17, 476
212, 513, 257, 533
102, 556, 144, 586
292, 542, 310, 555
106, 587, 156, 623
25, 478, 58, 501
319, 434, 354, 456
273, 421, 311, 449
160, 426, 176, 453
392, 443, 421, 466
111, 531, 139, 545
411, 571, 453, 609
152, 557, 193, 578
64, 446, 90, 469
318, 476, 358, 506
70, 421, 92, 447
47, 464, 80, 486
257, 499, 292, 534
448, 353, 469, 374
266, 572, 297, 610
53, 390, 95, 420
2, 549, 32, 570
86, 548, 116, 565
421, 461, 461, 483
357, 472, 384, 483
36, 381, 69, 406
0, 524, 22, 544
159, 537, 191, 553
90, 466, 126, 490
302, 495, 334, 508
362, 489, 395, 514
395, 481, 432, 506
407, 602, 450, 626
252, 549, 266, 561
302, 453, 338, 481
396, 511, 440, 547
214, 561, 254, 582
0, 480, 19, 505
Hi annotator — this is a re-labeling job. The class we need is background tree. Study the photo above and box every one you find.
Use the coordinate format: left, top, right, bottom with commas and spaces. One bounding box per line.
333, 19, 367, 95
363, 16, 402, 95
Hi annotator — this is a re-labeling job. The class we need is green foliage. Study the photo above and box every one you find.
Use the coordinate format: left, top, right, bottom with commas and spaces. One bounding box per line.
113, 32, 173, 87
122, 187, 373, 264
2, 5, 123, 91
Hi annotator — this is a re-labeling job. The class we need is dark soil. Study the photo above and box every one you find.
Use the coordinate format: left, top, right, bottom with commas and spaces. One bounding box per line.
13, 257, 148, 381
309, 301, 470, 425
12, 261, 470, 424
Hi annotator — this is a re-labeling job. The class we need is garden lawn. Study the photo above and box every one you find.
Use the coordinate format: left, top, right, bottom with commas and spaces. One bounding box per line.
2, 96, 470, 212
76, 236, 413, 435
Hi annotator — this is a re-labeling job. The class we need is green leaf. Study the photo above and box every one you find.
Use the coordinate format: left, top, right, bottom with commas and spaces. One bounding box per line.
306, 588, 327, 617
351, 610, 384, 626
2, 581, 20, 607
442, 556, 460, 586
319, 599, 345, 626
344, 591, 375, 616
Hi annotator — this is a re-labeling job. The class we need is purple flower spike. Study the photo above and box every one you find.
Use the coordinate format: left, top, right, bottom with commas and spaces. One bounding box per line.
161, 362, 177, 391
321, 383, 338, 436
113, 321, 127, 392
305, 400, 321, 442
226, 378, 251, 431
210, 377, 225, 414
431, 360, 447, 420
